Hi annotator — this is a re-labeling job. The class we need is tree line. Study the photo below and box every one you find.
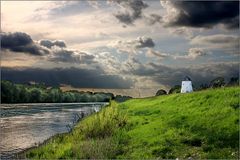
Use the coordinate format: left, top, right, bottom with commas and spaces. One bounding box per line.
156, 77, 239, 96
1, 80, 131, 103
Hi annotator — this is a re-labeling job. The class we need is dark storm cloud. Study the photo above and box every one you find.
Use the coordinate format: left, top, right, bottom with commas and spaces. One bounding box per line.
1, 67, 133, 89
114, 0, 148, 25
38, 38, 95, 64
163, 1, 239, 29
0, 32, 50, 55
1, 31, 96, 64
123, 58, 239, 87
39, 39, 66, 48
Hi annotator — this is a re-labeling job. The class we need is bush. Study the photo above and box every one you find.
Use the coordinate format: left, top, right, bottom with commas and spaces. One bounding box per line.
155, 89, 167, 96
209, 77, 225, 88
227, 77, 239, 86
168, 85, 181, 94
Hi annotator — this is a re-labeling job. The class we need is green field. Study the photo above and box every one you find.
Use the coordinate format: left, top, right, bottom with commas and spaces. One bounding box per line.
25, 87, 239, 159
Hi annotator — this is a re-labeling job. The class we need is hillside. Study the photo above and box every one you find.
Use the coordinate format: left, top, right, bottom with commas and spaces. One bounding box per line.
24, 87, 239, 159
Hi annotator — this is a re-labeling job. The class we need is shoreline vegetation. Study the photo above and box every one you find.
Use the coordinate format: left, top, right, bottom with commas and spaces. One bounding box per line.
1, 80, 132, 103
22, 87, 239, 159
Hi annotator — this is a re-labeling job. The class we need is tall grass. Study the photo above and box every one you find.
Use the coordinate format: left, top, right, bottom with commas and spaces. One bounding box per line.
25, 101, 129, 159
78, 101, 128, 139
71, 101, 129, 159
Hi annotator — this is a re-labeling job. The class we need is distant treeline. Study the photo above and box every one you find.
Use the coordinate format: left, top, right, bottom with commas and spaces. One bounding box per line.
156, 77, 239, 96
1, 81, 132, 103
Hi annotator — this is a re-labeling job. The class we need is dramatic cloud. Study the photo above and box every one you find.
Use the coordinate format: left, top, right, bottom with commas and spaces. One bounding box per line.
48, 48, 95, 64
39, 39, 66, 48
161, 1, 239, 29
1, 31, 97, 64
113, 0, 148, 25
110, 36, 155, 54
1, 67, 133, 89
2, 1, 239, 97
38, 37, 96, 64
1, 32, 50, 55
190, 34, 239, 54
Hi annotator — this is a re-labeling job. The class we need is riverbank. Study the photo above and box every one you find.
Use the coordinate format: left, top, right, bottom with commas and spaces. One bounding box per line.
25, 87, 239, 159
16, 132, 67, 159
0, 103, 107, 159
15, 109, 101, 159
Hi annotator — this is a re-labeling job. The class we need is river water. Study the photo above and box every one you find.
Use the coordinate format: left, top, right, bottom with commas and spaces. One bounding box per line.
0, 103, 107, 159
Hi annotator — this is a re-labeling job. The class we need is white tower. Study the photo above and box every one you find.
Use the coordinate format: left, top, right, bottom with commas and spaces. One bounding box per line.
181, 76, 193, 93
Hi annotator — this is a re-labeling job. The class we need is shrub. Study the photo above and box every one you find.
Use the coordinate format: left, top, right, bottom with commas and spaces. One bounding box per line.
155, 89, 167, 96
168, 85, 181, 94
209, 77, 225, 88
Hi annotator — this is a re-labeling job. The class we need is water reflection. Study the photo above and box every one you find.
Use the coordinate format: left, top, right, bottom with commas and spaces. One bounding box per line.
0, 103, 107, 159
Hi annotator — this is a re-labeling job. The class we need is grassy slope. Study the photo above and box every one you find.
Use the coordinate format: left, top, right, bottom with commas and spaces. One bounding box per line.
25, 87, 239, 159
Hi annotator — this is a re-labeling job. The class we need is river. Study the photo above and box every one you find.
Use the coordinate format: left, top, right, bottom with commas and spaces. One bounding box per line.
0, 103, 108, 159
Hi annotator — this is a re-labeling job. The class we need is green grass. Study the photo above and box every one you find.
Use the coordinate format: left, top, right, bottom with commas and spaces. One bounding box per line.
25, 87, 239, 159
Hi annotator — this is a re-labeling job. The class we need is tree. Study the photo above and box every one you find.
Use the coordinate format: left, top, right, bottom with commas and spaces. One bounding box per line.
62, 92, 75, 102
168, 85, 181, 94
155, 89, 167, 96
47, 87, 62, 102
114, 95, 132, 102
227, 77, 239, 86
1, 80, 15, 103
29, 88, 42, 103
16, 84, 28, 103
209, 77, 225, 88
1, 81, 117, 103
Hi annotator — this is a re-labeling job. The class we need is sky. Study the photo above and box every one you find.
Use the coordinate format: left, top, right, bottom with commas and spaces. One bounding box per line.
1, 0, 239, 97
